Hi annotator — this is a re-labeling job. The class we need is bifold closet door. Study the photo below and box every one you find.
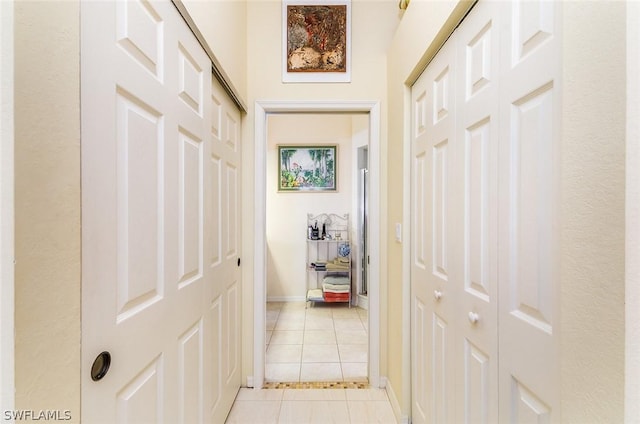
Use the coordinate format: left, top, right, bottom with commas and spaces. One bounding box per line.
410, 1, 561, 422
81, 1, 241, 422
452, 1, 500, 423
497, 1, 561, 420
411, 35, 458, 424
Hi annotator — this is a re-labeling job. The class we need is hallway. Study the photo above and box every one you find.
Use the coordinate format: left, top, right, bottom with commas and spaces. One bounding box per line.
3, 1, 633, 422
225, 387, 396, 423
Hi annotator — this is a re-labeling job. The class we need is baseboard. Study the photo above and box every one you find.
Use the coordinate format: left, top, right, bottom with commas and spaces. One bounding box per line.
357, 294, 368, 310
386, 378, 410, 424
266, 296, 307, 302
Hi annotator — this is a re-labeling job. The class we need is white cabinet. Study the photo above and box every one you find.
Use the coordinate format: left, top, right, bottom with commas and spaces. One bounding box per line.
305, 213, 351, 307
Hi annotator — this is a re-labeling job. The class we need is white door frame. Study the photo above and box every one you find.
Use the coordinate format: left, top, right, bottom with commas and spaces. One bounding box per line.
0, 0, 14, 415
253, 100, 381, 389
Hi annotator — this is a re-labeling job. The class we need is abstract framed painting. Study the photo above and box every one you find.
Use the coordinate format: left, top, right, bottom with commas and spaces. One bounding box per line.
278, 145, 338, 191
282, 0, 351, 83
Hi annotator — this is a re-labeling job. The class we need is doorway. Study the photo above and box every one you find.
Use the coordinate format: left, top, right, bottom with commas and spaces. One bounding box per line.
264, 113, 368, 383
253, 100, 381, 389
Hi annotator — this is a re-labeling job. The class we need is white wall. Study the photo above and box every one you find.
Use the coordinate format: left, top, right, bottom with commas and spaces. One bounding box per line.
266, 114, 354, 300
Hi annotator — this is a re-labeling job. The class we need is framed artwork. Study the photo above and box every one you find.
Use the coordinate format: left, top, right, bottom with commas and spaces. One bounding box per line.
282, 0, 351, 83
278, 145, 337, 191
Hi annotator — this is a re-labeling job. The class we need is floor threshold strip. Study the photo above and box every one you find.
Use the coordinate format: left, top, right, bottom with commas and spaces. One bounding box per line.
262, 381, 369, 389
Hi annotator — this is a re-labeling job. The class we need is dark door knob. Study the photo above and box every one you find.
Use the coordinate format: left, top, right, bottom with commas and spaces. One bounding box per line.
91, 351, 111, 381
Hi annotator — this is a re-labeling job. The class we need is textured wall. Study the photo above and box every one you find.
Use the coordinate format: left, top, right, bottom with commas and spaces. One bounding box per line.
14, 1, 81, 421
560, 1, 626, 422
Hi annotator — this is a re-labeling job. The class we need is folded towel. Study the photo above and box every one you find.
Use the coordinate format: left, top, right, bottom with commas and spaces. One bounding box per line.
322, 276, 350, 285
322, 285, 350, 293
323, 292, 350, 302
326, 263, 349, 271
307, 288, 324, 301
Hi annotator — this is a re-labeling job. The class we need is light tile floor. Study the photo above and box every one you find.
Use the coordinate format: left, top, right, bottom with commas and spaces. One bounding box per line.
266, 301, 368, 383
225, 388, 397, 424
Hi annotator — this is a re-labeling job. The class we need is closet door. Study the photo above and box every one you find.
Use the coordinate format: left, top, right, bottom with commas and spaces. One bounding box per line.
81, 1, 241, 422
497, 1, 561, 421
206, 73, 243, 424
410, 1, 562, 422
453, 2, 500, 423
411, 38, 457, 424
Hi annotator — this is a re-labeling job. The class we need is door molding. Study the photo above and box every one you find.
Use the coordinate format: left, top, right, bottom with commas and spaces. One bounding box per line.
253, 100, 381, 389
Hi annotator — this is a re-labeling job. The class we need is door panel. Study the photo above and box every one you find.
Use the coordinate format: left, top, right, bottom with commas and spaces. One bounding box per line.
116, 0, 163, 80
463, 339, 490, 423
432, 313, 450, 424
413, 299, 428, 421
433, 140, 450, 281
208, 74, 243, 423
116, 356, 163, 424
411, 36, 456, 424
510, 378, 551, 423
81, 2, 241, 422
498, 1, 560, 420
454, 3, 500, 423
178, 129, 203, 287
115, 89, 164, 322
178, 320, 203, 424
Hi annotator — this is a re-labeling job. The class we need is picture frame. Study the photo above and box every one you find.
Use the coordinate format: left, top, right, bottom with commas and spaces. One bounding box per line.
278, 145, 337, 191
282, 0, 351, 83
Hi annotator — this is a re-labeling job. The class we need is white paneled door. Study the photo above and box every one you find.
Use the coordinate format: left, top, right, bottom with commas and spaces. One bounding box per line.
411, 36, 457, 424
411, 1, 560, 422
497, 1, 560, 420
81, 1, 241, 423
452, 2, 500, 423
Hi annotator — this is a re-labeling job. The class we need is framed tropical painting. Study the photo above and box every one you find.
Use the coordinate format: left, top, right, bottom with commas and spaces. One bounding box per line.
278, 145, 337, 191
